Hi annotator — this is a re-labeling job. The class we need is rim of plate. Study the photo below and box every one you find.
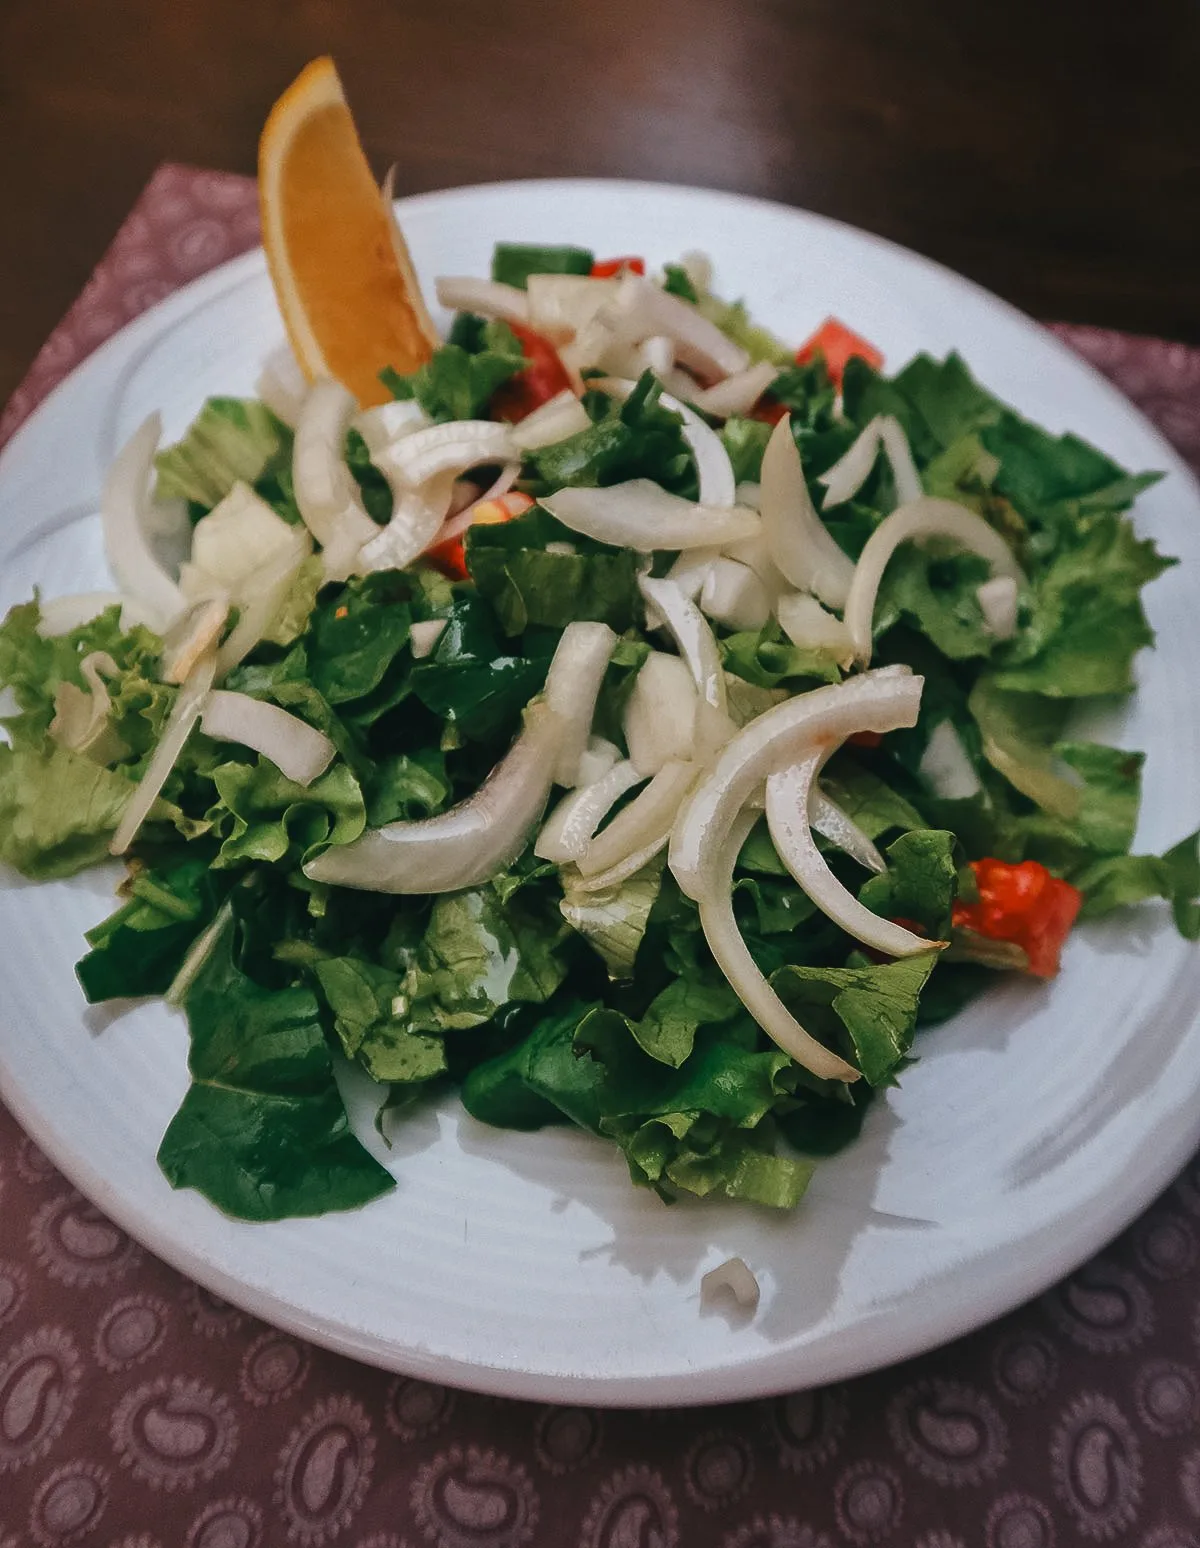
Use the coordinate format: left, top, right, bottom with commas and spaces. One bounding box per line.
1, 176, 1199, 1407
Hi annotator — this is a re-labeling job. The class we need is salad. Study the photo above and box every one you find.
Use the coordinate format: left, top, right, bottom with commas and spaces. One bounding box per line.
1, 233, 1196, 1228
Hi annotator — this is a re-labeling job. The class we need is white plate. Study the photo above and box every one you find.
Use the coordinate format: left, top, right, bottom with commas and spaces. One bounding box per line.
2, 179, 1199, 1407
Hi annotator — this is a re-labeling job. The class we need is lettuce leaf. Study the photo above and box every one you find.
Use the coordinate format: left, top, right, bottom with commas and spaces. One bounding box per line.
559, 857, 664, 979
380, 320, 525, 422
858, 829, 958, 940
206, 759, 365, 869
314, 957, 447, 1085
524, 372, 694, 495
157, 928, 392, 1220
400, 884, 567, 1032
465, 506, 643, 634
154, 397, 294, 515
773, 952, 940, 1086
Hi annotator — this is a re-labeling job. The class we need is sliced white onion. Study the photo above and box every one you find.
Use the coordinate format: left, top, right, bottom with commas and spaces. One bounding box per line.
375, 420, 517, 491
599, 272, 749, 381
624, 652, 699, 775
696, 810, 860, 1082
409, 619, 447, 660
200, 691, 335, 786
304, 624, 610, 893
819, 415, 921, 510
590, 376, 735, 508
110, 652, 216, 855
541, 481, 759, 553
977, 574, 1020, 640
699, 558, 771, 632
306, 700, 561, 893
160, 598, 229, 684
700, 1256, 760, 1311
576, 759, 696, 878
844, 497, 1025, 666
670, 670, 922, 901
214, 532, 313, 678
691, 362, 781, 419
766, 757, 936, 954
434, 276, 529, 325
734, 481, 762, 512
535, 760, 646, 862
510, 391, 591, 452
809, 791, 887, 873
256, 343, 310, 428
542, 621, 617, 786
352, 399, 428, 458
878, 417, 923, 506
424, 477, 527, 554
525, 274, 616, 339
293, 381, 380, 580
776, 591, 854, 664
761, 417, 855, 610
723, 529, 786, 601
638, 576, 725, 712
576, 736, 622, 787
566, 835, 673, 895
101, 414, 187, 631
665, 547, 721, 602
919, 719, 982, 800
357, 473, 457, 573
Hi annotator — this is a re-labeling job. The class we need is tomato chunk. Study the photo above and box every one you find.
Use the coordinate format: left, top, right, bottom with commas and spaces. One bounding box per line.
952, 858, 1083, 978
489, 323, 573, 423
795, 318, 884, 389
425, 493, 534, 580
590, 256, 646, 277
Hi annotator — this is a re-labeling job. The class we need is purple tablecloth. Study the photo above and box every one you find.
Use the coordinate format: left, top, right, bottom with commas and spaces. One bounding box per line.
2, 164, 1200, 1548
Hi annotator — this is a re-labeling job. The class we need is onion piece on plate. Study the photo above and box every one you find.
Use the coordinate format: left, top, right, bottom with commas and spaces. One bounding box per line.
293, 380, 381, 580
200, 691, 336, 787
110, 652, 217, 856
576, 759, 697, 878
542, 621, 617, 786
624, 652, 700, 775
589, 376, 736, 507
808, 791, 887, 873
691, 361, 781, 420
669, 670, 925, 1078
843, 497, 1025, 666
760, 416, 855, 610
434, 276, 529, 325
638, 576, 726, 712
535, 760, 646, 863
101, 414, 188, 632
304, 622, 610, 894
766, 756, 939, 954
541, 481, 758, 552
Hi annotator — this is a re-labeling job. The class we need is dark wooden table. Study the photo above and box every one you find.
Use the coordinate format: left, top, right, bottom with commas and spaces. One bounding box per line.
3, 0, 1199, 405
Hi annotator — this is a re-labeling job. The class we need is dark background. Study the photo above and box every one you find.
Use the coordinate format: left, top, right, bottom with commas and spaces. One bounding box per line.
3, 0, 1199, 403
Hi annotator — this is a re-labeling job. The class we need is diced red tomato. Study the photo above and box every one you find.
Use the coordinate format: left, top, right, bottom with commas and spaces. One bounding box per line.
795, 318, 884, 390
591, 256, 646, 277
489, 323, 573, 423
847, 730, 883, 749
748, 396, 789, 426
952, 858, 1083, 978
425, 493, 534, 580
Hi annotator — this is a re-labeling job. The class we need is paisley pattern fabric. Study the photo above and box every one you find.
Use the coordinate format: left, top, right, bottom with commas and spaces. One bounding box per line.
1, 165, 1200, 1545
